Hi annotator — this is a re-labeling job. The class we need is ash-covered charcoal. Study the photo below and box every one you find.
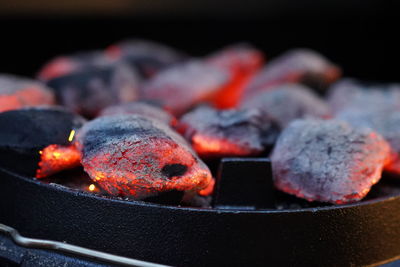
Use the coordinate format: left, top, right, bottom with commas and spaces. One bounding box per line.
0, 107, 85, 177
179, 106, 278, 158
99, 101, 177, 126
336, 109, 400, 175
0, 74, 55, 112
47, 63, 140, 118
75, 114, 213, 199
206, 43, 264, 108
141, 60, 230, 116
105, 39, 188, 78
327, 78, 400, 114
244, 49, 341, 97
37, 50, 114, 81
271, 119, 391, 204
241, 83, 331, 128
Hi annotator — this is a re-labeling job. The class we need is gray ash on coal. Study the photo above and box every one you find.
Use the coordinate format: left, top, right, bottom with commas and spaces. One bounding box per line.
0, 74, 55, 112
47, 63, 140, 118
179, 106, 279, 158
75, 114, 213, 199
0, 107, 86, 176
140, 60, 230, 116
106, 39, 188, 78
271, 119, 390, 204
99, 101, 176, 126
336, 109, 400, 174
244, 49, 341, 97
327, 78, 400, 114
241, 83, 331, 128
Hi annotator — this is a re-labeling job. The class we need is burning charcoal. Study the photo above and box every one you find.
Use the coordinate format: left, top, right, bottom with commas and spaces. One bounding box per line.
75, 114, 213, 199
206, 43, 264, 108
336, 109, 400, 175
0, 107, 85, 177
99, 101, 177, 126
105, 39, 188, 78
327, 78, 400, 114
179, 106, 278, 158
141, 60, 230, 116
241, 83, 331, 128
0, 74, 55, 112
271, 119, 391, 204
244, 49, 341, 97
47, 63, 140, 118
37, 50, 114, 81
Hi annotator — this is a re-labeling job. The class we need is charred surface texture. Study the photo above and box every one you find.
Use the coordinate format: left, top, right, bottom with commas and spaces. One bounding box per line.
76, 114, 212, 199
0, 107, 86, 176
141, 60, 230, 116
106, 39, 188, 78
0, 74, 55, 112
99, 101, 176, 126
47, 64, 140, 118
244, 48, 341, 97
241, 83, 331, 128
271, 119, 390, 204
179, 106, 278, 158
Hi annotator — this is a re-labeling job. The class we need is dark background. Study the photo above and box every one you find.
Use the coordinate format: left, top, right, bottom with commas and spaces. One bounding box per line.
0, 0, 399, 81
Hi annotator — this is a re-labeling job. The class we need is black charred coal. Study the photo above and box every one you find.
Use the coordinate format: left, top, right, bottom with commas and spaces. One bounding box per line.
213, 158, 275, 209
0, 107, 85, 177
47, 64, 140, 118
271, 119, 391, 204
241, 83, 331, 128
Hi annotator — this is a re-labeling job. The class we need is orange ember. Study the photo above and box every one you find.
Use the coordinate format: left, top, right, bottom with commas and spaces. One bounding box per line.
36, 144, 81, 178
192, 134, 261, 158
208, 48, 264, 108
37, 57, 76, 81
198, 178, 215, 196
0, 86, 55, 113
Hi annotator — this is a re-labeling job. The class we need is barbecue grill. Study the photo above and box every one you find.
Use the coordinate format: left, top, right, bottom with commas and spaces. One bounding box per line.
1, 1, 400, 266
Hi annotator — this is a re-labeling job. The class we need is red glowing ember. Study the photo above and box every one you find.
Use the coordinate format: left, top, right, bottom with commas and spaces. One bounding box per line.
36, 143, 81, 178
179, 106, 276, 158
206, 44, 264, 108
74, 115, 213, 199
0, 74, 55, 112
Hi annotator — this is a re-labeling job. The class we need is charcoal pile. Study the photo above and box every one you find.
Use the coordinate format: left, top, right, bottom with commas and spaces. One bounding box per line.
2, 39, 400, 209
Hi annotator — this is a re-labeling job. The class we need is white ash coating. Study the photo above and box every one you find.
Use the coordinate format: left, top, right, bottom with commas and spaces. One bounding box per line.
271, 119, 390, 204
241, 83, 331, 128
99, 101, 175, 125
141, 60, 230, 116
244, 48, 339, 95
327, 78, 400, 114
